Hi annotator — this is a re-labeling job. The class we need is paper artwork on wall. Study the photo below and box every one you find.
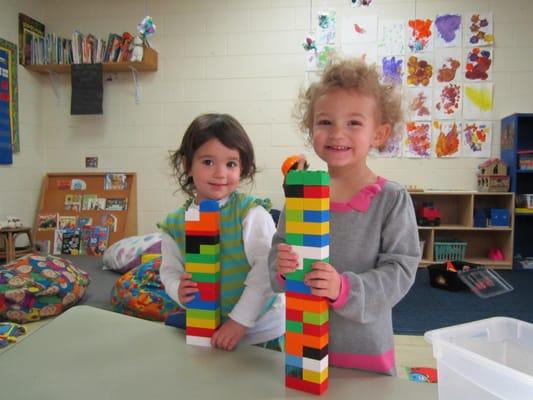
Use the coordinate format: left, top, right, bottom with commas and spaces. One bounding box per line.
342, 43, 377, 64
380, 55, 404, 86
434, 83, 462, 119
464, 13, 493, 47
407, 87, 432, 121
434, 14, 462, 48
464, 47, 492, 81
462, 121, 492, 158
404, 121, 432, 158
406, 54, 433, 87
371, 122, 403, 158
377, 19, 406, 55
433, 120, 461, 158
306, 45, 337, 71
463, 83, 493, 120
342, 15, 378, 44
407, 18, 433, 52
316, 11, 336, 45
434, 48, 462, 83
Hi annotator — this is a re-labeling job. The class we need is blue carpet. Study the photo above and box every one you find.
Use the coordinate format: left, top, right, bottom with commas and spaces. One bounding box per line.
392, 268, 533, 335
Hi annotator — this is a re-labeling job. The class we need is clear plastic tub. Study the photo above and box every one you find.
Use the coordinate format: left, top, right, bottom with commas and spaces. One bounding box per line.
425, 317, 533, 399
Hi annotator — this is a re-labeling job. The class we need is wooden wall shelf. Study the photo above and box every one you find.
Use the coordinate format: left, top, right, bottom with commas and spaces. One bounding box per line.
24, 47, 158, 73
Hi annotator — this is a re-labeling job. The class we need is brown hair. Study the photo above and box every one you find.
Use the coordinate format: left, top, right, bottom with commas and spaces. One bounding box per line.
170, 113, 256, 197
295, 58, 403, 144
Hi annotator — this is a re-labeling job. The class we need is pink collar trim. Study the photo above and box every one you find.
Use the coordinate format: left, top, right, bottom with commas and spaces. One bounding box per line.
330, 176, 386, 213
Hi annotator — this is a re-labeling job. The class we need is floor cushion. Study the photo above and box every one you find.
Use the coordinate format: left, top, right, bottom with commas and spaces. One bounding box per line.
0, 254, 90, 323
103, 233, 162, 273
111, 257, 181, 321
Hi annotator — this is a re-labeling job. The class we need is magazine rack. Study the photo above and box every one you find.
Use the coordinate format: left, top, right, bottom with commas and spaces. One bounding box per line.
33, 172, 137, 255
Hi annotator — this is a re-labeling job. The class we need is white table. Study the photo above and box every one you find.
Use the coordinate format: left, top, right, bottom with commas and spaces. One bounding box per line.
0, 306, 437, 399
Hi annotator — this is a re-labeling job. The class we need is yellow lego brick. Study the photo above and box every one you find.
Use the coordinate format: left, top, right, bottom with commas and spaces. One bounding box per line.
186, 316, 220, 329
303, 198, 329, 211
303, 367, 328, 384
185, 262, 220, 273
286, 198, 304, 210
286, 221, 329, 235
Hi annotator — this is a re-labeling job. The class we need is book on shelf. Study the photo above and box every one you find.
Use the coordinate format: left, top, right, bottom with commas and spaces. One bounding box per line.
18, 13, 45, 65
106, 198, 128, 211
80, 225, 109, 256
77, 216, 93, 228
37, 213, 58, 230
104, 173, 127, 190
60, 229, 81, 255
82, 194, 98, 210
100, 213, 118, 232
58, 215, 78, 230
64, 194, 82, 211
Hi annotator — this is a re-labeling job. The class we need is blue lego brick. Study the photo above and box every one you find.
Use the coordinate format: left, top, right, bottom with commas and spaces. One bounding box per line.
303, 234, 330, 247
285, 365, 303, 379
199, 199, 219, 212
187, 292, 220, 310
286, 354, 303, 368
303, 210, 329, 223
286, 278, 312, 295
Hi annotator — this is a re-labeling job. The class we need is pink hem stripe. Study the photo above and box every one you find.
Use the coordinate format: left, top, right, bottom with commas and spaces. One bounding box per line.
329, 274, 350, 309
330, 348, 396, 374
330, 176, 387, 213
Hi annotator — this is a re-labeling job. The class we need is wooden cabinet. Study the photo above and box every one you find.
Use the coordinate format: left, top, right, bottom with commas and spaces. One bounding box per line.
24, 47, 158, 73
501, 113, 533, 265
410, 191, 514, 269
33, 172, 137, 255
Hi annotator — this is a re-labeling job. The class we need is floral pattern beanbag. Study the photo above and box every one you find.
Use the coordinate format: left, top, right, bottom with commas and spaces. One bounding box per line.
0, 254, 90, 323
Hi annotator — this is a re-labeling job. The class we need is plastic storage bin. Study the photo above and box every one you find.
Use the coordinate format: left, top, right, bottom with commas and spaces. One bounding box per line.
434, 240, 467, 261
425, 317, 533, 400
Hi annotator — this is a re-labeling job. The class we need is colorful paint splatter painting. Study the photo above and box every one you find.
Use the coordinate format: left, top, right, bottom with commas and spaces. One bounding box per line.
407, 18, 433, 52
407, 54, 433, 86
434, 83, 462, 119
433, 120, 461, 158
434, 14, 462, 47
377, 19, 405, 55
381, 55, 404, 86
371, 122, 403, 158
464, 13, 494, 47
317, 10, 336, 45
465, 47, 492, 81
462, 121, 492, 158
307, 44, 336, 71
407, 87, 432, 121
463, 83, 493, 120
405, 121, 432, 158
435, 49, 461, 83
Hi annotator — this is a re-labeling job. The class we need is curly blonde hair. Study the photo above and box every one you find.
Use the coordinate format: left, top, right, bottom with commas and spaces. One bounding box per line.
295, 58, 403, 143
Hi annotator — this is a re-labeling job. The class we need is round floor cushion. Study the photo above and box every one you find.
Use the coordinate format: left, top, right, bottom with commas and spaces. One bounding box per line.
111, 257, 181, 321
0, 254, 90, 323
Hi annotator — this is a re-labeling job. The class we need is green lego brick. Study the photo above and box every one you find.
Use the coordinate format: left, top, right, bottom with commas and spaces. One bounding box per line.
199, 244, 220, 255
185, 253, 218, 264
286, 269, 306, 281
303, 171, 330, 186
285, 209, 304, 222
286, 320, 303, 333
187, 309, 219, 320
303, 258, 329, 269
286, 170, 305, 185
303, 310, 329, 325
190, 271, 221, 283
285, 233, 304, 246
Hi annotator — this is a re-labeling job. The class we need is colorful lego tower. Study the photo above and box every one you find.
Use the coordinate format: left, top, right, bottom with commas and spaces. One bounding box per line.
184, 199, 221, 346
284, 170, 330, 395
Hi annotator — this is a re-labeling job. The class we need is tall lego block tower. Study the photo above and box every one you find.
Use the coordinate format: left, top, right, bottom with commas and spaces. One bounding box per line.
184, 199, 221, 347
284, 170, 330, 395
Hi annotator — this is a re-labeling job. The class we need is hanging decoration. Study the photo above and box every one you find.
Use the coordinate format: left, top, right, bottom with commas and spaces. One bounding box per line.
137, 16, 156, 45
351, 0, 373, 7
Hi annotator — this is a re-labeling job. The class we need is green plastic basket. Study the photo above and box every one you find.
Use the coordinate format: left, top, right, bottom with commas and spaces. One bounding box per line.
434, 240, 467, 262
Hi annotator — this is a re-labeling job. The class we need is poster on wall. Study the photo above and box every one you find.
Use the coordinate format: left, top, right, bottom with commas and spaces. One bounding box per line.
0, 38, 19, 164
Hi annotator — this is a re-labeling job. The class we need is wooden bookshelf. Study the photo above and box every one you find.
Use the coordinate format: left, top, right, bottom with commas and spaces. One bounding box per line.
25, 46, 157, 73
34, 172, 137, 255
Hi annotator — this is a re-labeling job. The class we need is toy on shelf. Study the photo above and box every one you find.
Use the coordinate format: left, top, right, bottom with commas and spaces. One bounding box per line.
415, 201, 441, 226
477, 158, 510, 192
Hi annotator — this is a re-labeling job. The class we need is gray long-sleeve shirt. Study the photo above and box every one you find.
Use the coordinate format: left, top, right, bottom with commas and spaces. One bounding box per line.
268, 177, 421, 375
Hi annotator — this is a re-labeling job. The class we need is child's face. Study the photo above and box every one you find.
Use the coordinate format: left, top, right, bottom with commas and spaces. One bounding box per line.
189, 138, 242, 203
311, 87, 390, 173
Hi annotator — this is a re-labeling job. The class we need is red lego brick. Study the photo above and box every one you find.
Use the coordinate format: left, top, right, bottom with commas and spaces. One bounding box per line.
186, 326, 215, 337
285, 376, 328, 395
196, 282, 220, 301
303, 321, 329, 336
286, 308, 303, 322
303, 185, 330, 199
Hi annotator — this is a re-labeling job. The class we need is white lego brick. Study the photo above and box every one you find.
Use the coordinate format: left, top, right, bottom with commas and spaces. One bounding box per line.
303, 355, 329, 372
291, 245, 330, 269
186, 336, 212, 347
185, 208, 200, 222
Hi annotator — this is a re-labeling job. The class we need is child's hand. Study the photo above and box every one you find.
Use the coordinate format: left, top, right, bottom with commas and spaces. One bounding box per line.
305, 261, 341, 301
211, 318, 247, 351
276, 243, 299, 276
178, 272, 198, 304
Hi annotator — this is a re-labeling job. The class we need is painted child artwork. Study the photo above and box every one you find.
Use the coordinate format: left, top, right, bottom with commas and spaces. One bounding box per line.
434, 83, 462, 119
406, 54, 433, 87
462, 121, 492, 158
464, 13, 494, 47
404, 121, 432, 158
380, 55, 404, 86
371, 122, 403, 158
435, 49, 461, 83
463, 83, 493, 120
433, 120, 461, 158
434, 14, 462, 48
465, 47, 492, 81
377, 19, 405, 55
407, 18, 433, 52
316, 10, 336, 45
342, 15, 378, 44
307, 45, 336, 71
407, 87, 432, 121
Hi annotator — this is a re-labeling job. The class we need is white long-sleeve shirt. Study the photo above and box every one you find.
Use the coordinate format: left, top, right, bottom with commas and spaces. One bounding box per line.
160, 201, 285, 345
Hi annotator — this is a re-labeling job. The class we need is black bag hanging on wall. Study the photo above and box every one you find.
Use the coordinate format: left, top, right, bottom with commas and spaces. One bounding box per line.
71, 63, 103, 115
